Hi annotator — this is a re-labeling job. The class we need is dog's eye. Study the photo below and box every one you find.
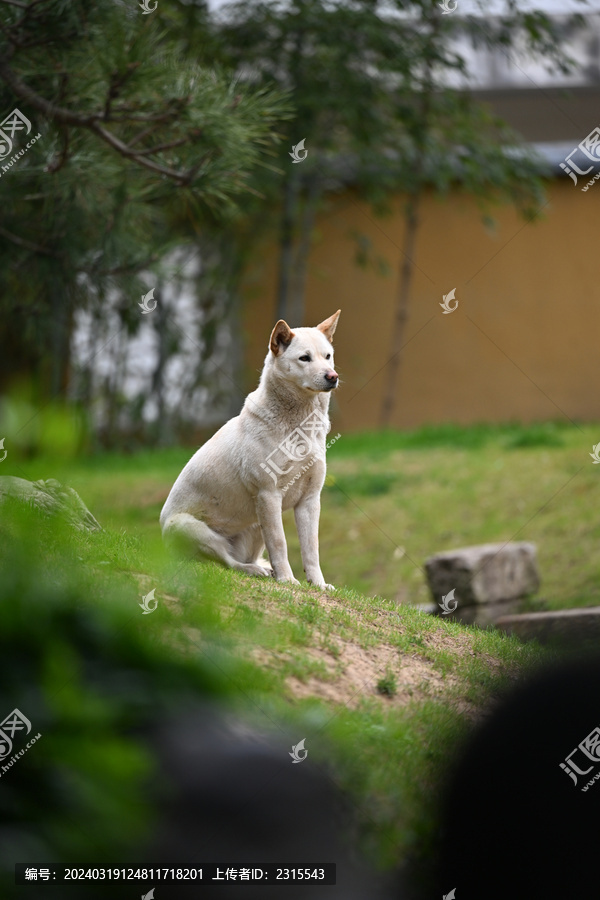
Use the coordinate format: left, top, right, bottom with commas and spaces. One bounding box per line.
299, 355, 311, 362
325, 354, 331, 360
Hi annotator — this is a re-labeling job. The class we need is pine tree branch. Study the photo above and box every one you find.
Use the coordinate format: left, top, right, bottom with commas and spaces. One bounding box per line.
0, 224, 55, 256
128, 123, 164, 147
140, 137, 189, 155
108, 109, 184, 122
89, 121, 196, 183
84, 255, 161, 277
0, 0, 50, 45
0, 60, 203, 185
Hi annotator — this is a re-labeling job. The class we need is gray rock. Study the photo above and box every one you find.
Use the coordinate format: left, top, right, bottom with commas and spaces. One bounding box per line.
496, 607, 600, 644
448, 598, 521, 627
424, 542, 540, 609
0, 476, 101, 532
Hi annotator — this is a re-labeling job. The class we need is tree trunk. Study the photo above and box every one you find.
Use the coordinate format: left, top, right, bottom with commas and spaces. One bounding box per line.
151, 288, 170, 445
51, 280, 72, 398
105, 322, 128, 443
379, 192, 420, 428
287, 174, 321, 326
275, 169, 301, 322
378, 12, 439, 427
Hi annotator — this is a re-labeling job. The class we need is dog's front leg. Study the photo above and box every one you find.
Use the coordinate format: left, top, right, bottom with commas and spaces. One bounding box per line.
294, 491, 332, 589
255, 491, 299, 583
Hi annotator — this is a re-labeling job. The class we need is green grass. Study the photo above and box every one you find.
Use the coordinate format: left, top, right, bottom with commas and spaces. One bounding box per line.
376, 669, 398, 697
4, 419, 590, 876
9, 418, 599, 611
0, 508, 551, 874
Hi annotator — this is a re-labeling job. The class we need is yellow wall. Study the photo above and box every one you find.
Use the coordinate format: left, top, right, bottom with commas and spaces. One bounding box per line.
241, 180, 600, 432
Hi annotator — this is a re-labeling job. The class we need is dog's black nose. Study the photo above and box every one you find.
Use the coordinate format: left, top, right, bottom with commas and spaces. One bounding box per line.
325, 370, 338, 383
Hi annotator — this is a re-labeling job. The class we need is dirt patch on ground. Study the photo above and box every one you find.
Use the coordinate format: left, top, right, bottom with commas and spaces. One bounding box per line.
284, 639, 457, 709
245, 604, 476, 714
235, 583, 483, 710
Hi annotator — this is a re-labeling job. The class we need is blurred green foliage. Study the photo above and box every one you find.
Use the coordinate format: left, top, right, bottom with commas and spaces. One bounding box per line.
0, 392, 86, 459
0, 504, 229, 898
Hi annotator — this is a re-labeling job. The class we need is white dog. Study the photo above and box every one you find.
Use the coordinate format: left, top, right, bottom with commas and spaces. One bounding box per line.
160, 310, 341, 587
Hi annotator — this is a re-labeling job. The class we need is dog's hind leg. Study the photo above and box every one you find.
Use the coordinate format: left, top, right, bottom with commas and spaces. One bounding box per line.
229, 524, 273, 576
162, 513, 272, 577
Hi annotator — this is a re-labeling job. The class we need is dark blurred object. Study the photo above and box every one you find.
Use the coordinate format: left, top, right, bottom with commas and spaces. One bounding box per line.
144, 706, 390, 899
434, 657, 600, 900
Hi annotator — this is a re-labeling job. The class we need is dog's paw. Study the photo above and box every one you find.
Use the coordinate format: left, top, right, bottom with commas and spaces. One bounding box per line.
276, 575, 300, 585
240, 562, 275, 578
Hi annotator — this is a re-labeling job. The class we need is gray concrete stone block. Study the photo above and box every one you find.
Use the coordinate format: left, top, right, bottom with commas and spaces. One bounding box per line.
424, 542, 540, 608
496, 607, 600, 644
450, 598, 522, 627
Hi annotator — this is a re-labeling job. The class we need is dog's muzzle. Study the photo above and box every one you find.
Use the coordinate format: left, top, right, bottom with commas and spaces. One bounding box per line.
323, 370, 339, 390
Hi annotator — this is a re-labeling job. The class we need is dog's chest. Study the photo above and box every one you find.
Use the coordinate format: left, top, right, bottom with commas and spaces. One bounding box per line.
280, 452, 326, 508
261, 407, 328, 481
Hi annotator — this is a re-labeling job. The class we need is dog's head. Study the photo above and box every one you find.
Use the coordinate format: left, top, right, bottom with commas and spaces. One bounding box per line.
269, 310, 340, 393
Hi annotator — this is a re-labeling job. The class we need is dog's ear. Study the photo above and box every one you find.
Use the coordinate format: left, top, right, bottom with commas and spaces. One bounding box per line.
269, 319, 295, 355
316, 309, 341, 342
